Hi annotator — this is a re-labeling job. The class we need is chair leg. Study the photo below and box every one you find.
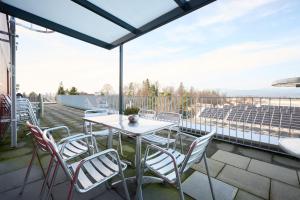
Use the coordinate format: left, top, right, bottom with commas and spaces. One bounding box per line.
40, 156, 54, 199
19, 147, 37, 195
204, 155, 215, 200
67, 180, 75, 200
179, 134, 183, 153
120, 171, 130, 200
45, 162, 59, 200
118, 133, 123, 156
176, 175, 184, 200
36, 150, 46, 178
92, 136, 99, 153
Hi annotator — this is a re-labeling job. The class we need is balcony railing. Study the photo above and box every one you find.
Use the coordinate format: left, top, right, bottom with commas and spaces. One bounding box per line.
57, 95, 300, 153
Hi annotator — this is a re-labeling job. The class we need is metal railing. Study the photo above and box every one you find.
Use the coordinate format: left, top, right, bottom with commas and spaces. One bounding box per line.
99, 95, 300, 153
55, 95, 300, 152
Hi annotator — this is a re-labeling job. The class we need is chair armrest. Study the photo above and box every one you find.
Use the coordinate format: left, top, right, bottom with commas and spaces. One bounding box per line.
57, 133, 85, 145
168, 124, 179, 132
144, 144, 178, 167
44, 126, 70, 137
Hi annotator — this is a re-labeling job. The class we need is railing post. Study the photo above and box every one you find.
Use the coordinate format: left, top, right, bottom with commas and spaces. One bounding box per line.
39, 94, 44, 118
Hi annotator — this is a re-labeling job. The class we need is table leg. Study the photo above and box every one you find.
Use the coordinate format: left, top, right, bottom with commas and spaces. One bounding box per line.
108, 127, 113, 149
135, 135, 143, 200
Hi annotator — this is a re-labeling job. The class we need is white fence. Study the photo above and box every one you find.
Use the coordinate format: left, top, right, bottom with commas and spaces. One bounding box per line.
56, 95, 117, 111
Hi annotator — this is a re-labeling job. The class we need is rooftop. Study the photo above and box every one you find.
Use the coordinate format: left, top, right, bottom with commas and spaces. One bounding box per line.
0, 103, 299, 200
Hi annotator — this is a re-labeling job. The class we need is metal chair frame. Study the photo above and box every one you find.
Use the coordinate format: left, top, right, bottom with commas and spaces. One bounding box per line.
19, 122, 51, 196
142, 130, 216, 200
142, 112, 181, 148
138, 109, 156, 119
20, 122, 92, 198
84, 109, 123, 155
42, 128, 130, 200
17, 97, 39, 126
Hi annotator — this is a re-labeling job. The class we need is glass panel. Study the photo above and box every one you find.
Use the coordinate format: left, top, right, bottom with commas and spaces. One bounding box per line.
3, 0, 130, 43
88, 0, 178, 28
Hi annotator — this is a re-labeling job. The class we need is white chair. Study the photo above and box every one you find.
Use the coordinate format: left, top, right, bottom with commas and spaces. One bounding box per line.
84, 109, 123, 155
142, 131, 216, 200
20, 122, 93, 197
42, 127, 130, 200
142, 112, 181, 148
138, 109, 156, 119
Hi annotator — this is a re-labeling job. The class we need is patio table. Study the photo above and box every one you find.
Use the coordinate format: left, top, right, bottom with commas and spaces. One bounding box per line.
83, 114, 175, 200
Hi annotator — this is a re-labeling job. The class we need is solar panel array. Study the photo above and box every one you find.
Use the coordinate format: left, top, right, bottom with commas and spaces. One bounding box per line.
199, 104, 300, 130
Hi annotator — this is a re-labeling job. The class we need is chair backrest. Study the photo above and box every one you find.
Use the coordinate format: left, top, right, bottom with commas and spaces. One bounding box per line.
42, 131, 74, 181
180, 130, 215, 174
84, 109, 108, 127
18, 98, 39, 126
26, 121, 49, 152
138, 109, 156, 119
156, 112, 181, 124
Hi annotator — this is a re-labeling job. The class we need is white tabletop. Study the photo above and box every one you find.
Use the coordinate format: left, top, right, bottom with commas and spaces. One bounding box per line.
83, 114, 174, 136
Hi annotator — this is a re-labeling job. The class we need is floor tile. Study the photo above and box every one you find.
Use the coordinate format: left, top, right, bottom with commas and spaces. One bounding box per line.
234, 190, 264, 200
270, 180, 300, 200
217, 165, 270, 199
0, 166, 43, 193
211, 150, 251, 169
0, 180, 43, 200
248, 159, 299, 186
183, 171, 238, 200
192, 158, 225, 178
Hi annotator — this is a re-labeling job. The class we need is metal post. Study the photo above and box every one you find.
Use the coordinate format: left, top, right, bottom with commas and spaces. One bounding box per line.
10, 17, 17, 147
39, 94, 44, 118
119, 44, 123, 114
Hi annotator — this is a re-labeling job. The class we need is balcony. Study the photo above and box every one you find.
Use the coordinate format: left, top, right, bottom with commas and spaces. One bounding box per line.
0, 102, 299, 200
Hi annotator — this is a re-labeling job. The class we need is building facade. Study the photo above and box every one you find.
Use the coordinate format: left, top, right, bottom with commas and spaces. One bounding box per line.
0, 13, 11, 139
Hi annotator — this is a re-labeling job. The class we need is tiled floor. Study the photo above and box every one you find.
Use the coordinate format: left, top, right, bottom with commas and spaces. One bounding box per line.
0, 103, 300, 200
192, 149, 300, 200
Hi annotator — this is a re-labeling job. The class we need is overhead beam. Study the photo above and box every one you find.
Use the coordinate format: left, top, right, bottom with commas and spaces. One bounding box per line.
71, 0, 140, 34
0, 2, 113, 49
111, 0, 215, 47
174, 0, 190, 11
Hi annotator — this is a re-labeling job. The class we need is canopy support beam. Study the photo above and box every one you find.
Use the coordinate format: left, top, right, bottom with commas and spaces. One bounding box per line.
174, 0, 190, 11
119, 44, 123, 114
10, 17, 17, 147
71, 0, 140, 34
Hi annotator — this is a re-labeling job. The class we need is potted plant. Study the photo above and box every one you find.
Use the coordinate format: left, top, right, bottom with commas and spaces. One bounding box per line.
124, 107, 140, 123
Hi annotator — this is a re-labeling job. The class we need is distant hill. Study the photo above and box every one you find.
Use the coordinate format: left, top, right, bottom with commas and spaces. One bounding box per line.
219, 88, 300, 97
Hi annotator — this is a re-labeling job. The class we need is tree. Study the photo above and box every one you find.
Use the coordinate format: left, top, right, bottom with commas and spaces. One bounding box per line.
57, 82, 66, 95
141, 79, 151, 96
69, 87, 79, 95
161, 86, 175, 96
176, 82, 185, 97
28, 91, 38, 101
100, 84, 114, 96
189, 86, 197, 97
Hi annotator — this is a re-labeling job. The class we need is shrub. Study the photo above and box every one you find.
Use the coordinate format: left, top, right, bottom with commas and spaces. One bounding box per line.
124, 107, 140, 115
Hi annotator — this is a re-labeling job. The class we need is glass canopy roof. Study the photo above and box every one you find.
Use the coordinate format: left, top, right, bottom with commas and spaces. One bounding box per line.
0, 0, 215, 49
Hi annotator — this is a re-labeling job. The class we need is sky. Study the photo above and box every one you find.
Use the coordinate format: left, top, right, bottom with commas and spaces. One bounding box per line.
15, 0, 300, 95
